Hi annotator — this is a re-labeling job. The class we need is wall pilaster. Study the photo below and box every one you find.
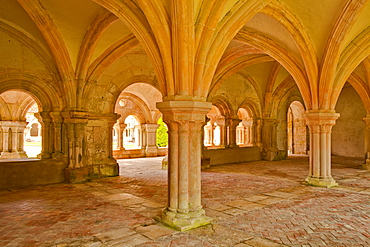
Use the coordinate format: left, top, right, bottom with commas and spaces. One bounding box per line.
35, 112, 52, 159
363, 116, 370, 170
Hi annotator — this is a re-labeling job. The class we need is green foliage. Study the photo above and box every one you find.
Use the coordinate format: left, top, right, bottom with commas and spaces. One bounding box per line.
156, 117, 168, 147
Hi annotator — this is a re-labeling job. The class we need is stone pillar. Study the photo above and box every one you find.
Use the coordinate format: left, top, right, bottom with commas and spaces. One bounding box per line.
226, 116, 241, 148
118, 123, 126, 150
35, 112, 52, 159
142, 123, 159, 157
305, 111, 340, 187
157, 100, 212, 231
0, 126, 10, 157
254, 119, 262, 148
363, 116, 370, 170
51, 112, 63, 159
261, 118, 279, 160
16, 122, 28, 158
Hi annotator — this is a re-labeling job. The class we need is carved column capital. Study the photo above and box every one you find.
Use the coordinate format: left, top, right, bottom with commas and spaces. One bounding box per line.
305, 111, 340, 132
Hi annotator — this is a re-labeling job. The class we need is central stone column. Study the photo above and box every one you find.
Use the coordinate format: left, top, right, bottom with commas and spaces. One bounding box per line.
157, 100, 212, 231
305, 111, 340, 187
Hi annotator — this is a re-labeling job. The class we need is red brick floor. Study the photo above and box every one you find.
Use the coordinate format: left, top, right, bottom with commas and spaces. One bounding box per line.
0, 155, 369, 246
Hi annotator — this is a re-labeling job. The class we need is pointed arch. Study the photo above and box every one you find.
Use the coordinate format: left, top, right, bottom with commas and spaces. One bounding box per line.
199, 0, 271, 98
234, 28, 311, 109
209, 95, 234, 118
211, 54, 274, 92
319, 0, 368, 109
266, 76, 296, 119
76, 9, 119, 80
330, 27, 370, 109
17, 0, 75, 107
347, 73, 370, 114
87, 34, 140, 82
261, 1, 318, 108
0, 73, 63, 112
92, 0, 166, 95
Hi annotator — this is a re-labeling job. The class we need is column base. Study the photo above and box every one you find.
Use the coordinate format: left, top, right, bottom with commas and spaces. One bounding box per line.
306, 176, 338, 188
0, 151, 21, 159
18, 151, 28, 158
145, 146, 158, 157
362, 159, 370, 170
160, 208, 212, 231
52, 152, 64, 159
37, 152, 51, 159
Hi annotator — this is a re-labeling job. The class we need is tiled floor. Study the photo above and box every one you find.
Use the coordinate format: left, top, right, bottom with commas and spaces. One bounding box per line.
0, 155, 369, 246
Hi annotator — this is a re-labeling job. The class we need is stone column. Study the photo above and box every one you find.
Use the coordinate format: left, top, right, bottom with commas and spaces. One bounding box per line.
118, 123, 127, 150
142, 123, 159, 157
0, 126, 10, 157
254, 119, 262, 148
35, 112, 52, 159
363, 116, 370, 170
16, 122, 28, 158
10, 126, 18, 154
305, 111, 340, 187
51, 112, 63, 159
261, 118, 279, 160
226, 117, 241, 148
157, 100, 212, 231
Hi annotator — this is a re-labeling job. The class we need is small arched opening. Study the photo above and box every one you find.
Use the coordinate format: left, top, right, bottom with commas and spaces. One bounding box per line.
204, 105, 225, 148
287, 101, 307, 155
0, 90, 41, 159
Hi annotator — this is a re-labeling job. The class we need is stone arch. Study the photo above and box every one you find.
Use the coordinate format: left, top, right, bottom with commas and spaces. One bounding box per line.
82, 75, 160, 114
239, 98, 262, 120
275, 87, 306, 157
209, 95, 234, 118
0, 74, 64, 112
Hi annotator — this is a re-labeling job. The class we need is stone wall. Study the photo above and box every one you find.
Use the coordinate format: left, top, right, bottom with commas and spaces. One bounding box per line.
332, 86, 366, 158
0, 159, 67, 189
202, 146, 261, 166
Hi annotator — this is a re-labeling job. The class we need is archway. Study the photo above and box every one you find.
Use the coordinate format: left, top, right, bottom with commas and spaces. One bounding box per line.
112, 82, 166, 158
124, 115, 141, 149
0, 90, 41, 159
204, 105, 225, 148
287, 101, 307, 155
237, 108, 254, 147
